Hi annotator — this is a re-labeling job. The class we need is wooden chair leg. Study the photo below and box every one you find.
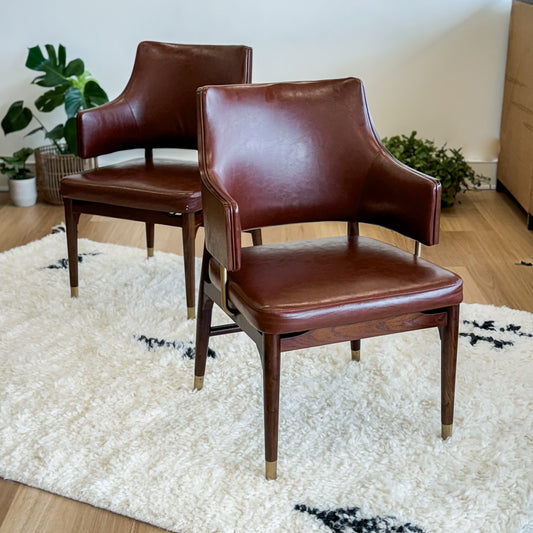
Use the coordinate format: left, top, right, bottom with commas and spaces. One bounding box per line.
439, 304, 459, 439
194, 249, 214, 391
181, 212, 196, 319
64, 198, 79, 297
261, 333, 281, 480
347, 221, 359, 237
350, 339, 361, 361
146, 222, 155, 258
250, 229, 262, 246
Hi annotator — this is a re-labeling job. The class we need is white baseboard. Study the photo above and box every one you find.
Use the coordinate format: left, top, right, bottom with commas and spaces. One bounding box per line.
468, 161, 498, 189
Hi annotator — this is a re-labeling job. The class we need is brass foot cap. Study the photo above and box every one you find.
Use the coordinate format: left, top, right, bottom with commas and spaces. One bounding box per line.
187, 307, 195, 320
265, 461, 277, 480
351, 349, 361, 362
442, 424, 453, 439
70, 287, 79, 298
147, 247, 154, 258
193, 375, 204, 390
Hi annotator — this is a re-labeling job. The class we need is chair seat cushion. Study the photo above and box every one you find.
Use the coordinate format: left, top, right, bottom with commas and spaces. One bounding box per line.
210, 236, 463, 334
60, 158, 202, 213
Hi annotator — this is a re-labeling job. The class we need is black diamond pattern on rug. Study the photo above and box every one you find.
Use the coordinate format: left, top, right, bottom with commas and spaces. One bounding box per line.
43, 252, 101, 270
134, 335, 217, 359
460, 318, 533, 348
295, 504, 425, 533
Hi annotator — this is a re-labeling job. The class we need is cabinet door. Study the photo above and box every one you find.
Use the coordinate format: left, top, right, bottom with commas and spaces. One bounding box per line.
497, 0, 533, 219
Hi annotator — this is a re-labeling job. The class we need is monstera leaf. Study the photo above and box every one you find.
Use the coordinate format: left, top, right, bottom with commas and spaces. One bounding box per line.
83, 80, 108, 108
26, 44, 84, 88
1, 44, 108, 155
1, 101, 33, 134
35, 86, 69, 113
64, 117, 77, 154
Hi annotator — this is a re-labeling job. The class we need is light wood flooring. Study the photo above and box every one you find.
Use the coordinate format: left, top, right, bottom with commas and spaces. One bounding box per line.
0, 189, 532, 532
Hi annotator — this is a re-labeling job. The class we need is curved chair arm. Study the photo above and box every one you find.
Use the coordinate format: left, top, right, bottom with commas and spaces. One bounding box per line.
201, 180, 242, 271
77, 97, 140, 158
359, 148, 441, 245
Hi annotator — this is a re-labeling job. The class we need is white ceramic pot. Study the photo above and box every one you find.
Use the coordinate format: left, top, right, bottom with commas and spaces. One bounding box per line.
9, 177, 38, 207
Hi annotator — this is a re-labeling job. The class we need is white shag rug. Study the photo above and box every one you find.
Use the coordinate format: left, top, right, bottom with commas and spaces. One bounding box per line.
0, 230, 532, 533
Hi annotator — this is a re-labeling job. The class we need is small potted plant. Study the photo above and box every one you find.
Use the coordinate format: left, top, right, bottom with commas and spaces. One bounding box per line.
381, 131, 487, 207
1, 44, 108, 204
0, 147, 37, 206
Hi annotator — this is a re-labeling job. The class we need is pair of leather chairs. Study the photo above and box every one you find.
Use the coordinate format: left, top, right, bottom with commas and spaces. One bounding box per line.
61, 42, 462, 480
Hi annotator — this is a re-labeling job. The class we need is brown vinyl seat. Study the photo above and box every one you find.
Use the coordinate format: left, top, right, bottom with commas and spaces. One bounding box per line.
60, 41, 259, 318
194, 77, 463, 479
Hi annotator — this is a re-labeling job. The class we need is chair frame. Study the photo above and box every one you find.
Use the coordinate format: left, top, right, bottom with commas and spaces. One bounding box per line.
193, 78, 461, 479
64, 180, 261, 316
195, 238, 459, 480
63, 149, 203, 316
61, 42, 255, 319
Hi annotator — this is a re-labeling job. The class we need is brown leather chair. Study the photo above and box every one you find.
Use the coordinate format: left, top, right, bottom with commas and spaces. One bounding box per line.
60, 41, 258, 319
194, 78, 463, 479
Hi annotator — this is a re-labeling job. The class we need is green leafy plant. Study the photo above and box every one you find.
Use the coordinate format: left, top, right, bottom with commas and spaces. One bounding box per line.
0, 147, 34, 180
1, 44, 108, 156
381, 130, 486, 207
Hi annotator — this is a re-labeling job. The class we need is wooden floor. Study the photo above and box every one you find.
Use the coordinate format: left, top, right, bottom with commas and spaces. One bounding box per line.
0, 189, 532, 532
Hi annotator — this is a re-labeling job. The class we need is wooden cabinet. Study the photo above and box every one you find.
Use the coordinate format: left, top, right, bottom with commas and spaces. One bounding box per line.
497, 0, 533, 229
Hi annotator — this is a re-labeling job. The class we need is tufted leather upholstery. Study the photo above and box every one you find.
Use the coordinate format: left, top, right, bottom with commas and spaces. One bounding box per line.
194, 78, 463, 479
59, 42, 254, 318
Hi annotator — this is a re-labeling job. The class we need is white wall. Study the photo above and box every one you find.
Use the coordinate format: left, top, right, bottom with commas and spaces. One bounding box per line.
0, 0, 512, 189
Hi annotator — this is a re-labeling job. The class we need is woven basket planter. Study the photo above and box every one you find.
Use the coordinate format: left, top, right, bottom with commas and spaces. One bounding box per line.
35, 145, 95, 205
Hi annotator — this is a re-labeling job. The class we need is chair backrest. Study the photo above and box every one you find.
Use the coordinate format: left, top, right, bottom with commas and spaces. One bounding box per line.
78, 41, 252, 157
197, 78, 384, 265
197, 77, 441, 271
198, 78, 382, 230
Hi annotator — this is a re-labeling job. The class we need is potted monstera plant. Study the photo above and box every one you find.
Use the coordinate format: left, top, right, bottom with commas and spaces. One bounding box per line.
0, 147, 37, 206
1, 44, 108, 203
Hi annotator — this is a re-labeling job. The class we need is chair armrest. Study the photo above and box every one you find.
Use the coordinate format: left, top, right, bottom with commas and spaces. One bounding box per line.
77, 97, 139, 158
359, 148, 441, 245
197, 85, 243, 271
201, 180, 242, 271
